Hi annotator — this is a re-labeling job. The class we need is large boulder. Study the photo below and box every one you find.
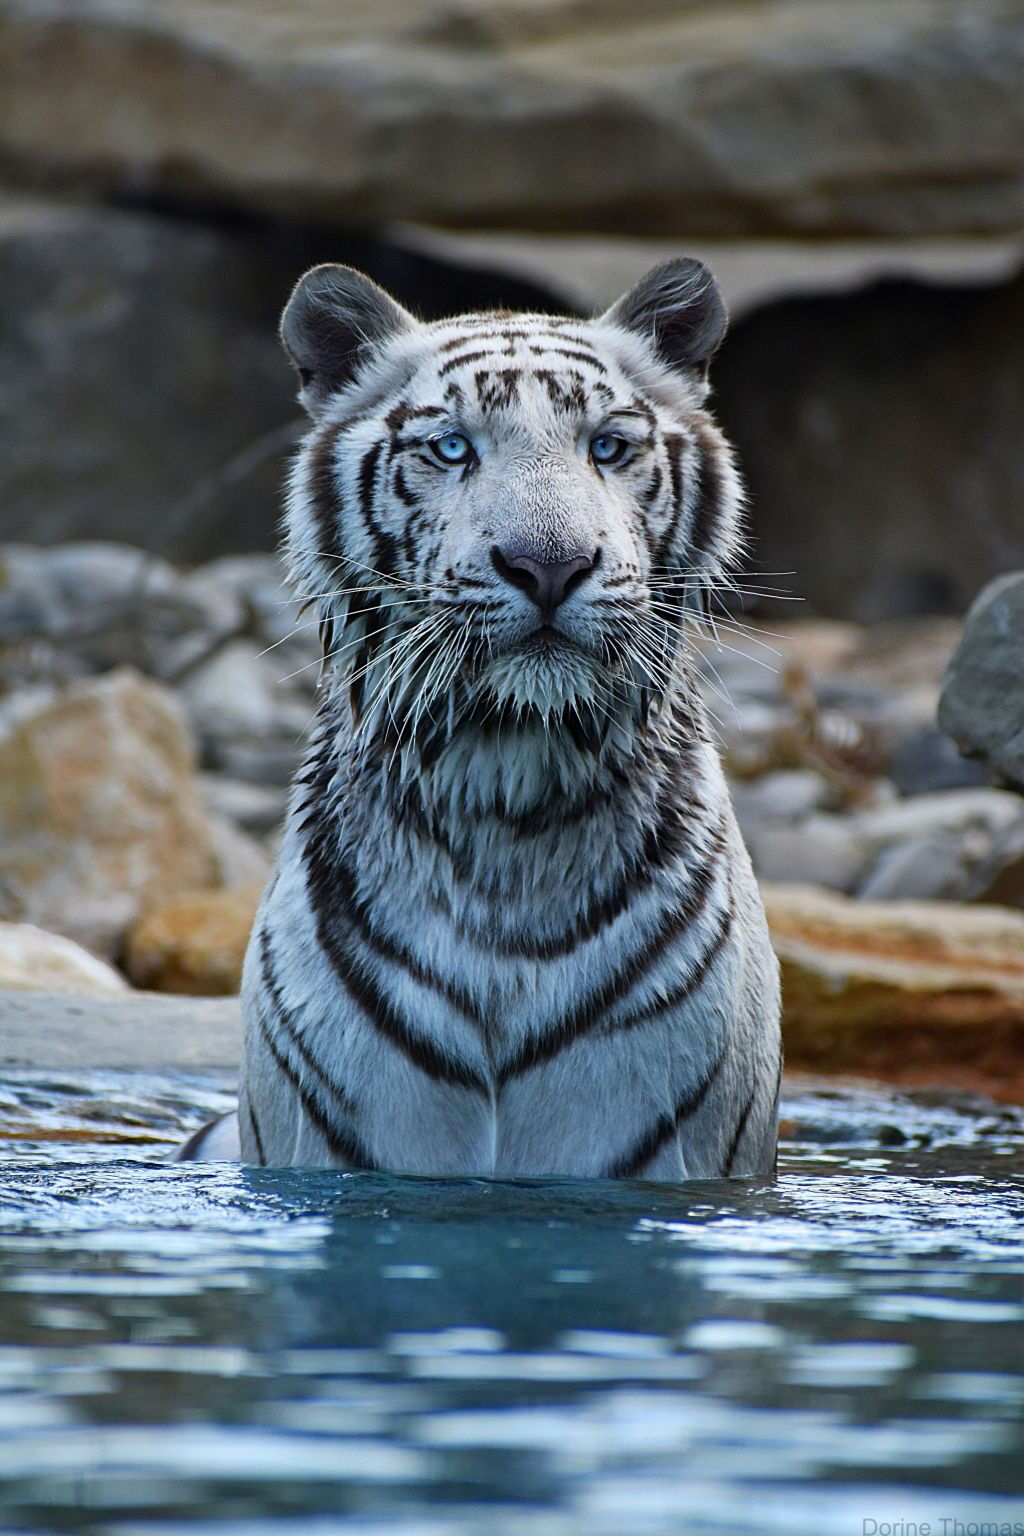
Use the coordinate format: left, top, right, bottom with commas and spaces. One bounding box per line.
0, 198, 298, 561
1, 1, 1023, 239
939, 571, 1024, 791
0, 668, 222, 957
764, 882, 1024, 1103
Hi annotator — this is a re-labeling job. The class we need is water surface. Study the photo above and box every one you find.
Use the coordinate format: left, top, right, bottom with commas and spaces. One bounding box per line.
1, 1072, 1022, 1534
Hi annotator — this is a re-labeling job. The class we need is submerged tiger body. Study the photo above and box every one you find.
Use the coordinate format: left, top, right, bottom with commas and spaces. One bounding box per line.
196, 257, 781, 1178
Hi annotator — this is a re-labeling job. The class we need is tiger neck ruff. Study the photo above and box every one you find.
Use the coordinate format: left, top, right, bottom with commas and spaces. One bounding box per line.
191, 257, 782, 1177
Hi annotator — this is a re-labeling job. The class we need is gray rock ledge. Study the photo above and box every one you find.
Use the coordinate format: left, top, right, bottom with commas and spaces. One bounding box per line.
0, 989, 242, 1071
3, 0, 1024, 237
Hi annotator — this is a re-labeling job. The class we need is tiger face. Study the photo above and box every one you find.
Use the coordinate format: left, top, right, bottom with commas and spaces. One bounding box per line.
282, 259, 743, 758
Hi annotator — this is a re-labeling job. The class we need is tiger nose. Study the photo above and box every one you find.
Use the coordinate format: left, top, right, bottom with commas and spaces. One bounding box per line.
490, 546, 601, 621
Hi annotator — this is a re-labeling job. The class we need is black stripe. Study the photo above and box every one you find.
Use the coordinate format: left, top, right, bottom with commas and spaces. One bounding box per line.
769, 1051, 784, 1174
689, 425, 727, 561
439, 325, 573, 349
655, 432, 687, 561
259, 929, 360, 1116
533, 368, 588, 414
393, 465, 419, 509
357, 441, 401, 580
438, 349, 493, 376
308, 424, 346, 569
385, 401, 445, 431
246, 1101, 266, 1167
347, 591, 384, 727
393, 466, 426, 568
304, 425, 387, 694
438, 331, 480, 352
604, 1041, 729, 1179
497, 823, 726, 1085
615, 903, 734, 1034
304, 804, 488, 1030
480, 782, 621, 839
302, 805, 490, 1095
533, 345, 608, 373
256, 999, 376, 1170
770, 1050, 783, 1110
471, 749, 705, 961
643, 462, 664, 505
474, 368, 522, 410
723, 1084, 757, 1177
629, 394, 659, 428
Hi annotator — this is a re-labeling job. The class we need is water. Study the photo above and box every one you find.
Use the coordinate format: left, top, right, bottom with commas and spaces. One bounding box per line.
1, 1073, 1022, 1535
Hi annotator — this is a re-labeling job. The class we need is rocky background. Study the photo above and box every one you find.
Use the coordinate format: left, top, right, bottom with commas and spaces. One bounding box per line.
1, 0, 1023, 1101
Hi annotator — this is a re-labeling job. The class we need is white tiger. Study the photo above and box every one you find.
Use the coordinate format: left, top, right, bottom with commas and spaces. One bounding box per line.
180, 257, 782, 1179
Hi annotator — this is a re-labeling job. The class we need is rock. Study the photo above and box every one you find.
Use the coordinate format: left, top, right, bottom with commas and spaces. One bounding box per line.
179, 639, 313, 783
730, 769, 835, 828
972, 819, 1024, 909
888, 726, 990, 797
2, 3, 1024, 240
745, 786, 1024, 901
185, 555, 289, 643
199, 774, 287, 838
714, 270, 1024, 622
123, 882, 262, 996
855, 788, 1024, 902
854, 787, 1024, 850
185, 553, 319, 679
0, 988, 242, 1070
939, 571, 1024, 791
707, 615, 991, 796
401, 225, 1024, 324
764, 883, 1024, 1104
0, 921, 129, 997
0, 197, 301, 562
858, 836, 989, 904
0, 541, 241, 685
0, 668, 221, 957
744, 815, 868, 895
207, 815, 272, 891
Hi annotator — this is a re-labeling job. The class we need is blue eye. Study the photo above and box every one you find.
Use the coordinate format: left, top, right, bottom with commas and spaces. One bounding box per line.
590, 433, 630, 466
430, 431, 474, 465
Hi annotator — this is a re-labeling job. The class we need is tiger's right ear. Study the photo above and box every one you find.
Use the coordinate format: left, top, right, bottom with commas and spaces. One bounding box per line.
280, 264, 416, 417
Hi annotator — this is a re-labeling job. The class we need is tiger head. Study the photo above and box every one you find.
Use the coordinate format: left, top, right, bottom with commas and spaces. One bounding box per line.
281, 259, 743, 781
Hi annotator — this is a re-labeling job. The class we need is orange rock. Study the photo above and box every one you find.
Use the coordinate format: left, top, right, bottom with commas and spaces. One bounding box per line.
0, 668, 222, 957
123, 882, 263, 996
763, 882, 1024, 1103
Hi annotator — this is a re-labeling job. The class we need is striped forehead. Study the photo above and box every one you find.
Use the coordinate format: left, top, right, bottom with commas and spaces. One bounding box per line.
418, 317, 619, 416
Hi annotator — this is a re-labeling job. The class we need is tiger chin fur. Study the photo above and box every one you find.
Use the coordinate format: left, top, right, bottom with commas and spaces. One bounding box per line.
219, 257, 780, 1179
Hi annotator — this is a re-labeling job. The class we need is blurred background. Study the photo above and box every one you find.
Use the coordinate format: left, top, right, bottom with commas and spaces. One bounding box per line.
2, 0, 1023, 612
1, 0, 1023, 1079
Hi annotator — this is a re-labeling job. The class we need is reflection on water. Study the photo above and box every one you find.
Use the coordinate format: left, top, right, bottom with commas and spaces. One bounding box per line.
0, 1073, 1022, 1534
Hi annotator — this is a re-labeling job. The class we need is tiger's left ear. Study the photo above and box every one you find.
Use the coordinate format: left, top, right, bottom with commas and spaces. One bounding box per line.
603, 258, 727, 379
280, 264, 417, 417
